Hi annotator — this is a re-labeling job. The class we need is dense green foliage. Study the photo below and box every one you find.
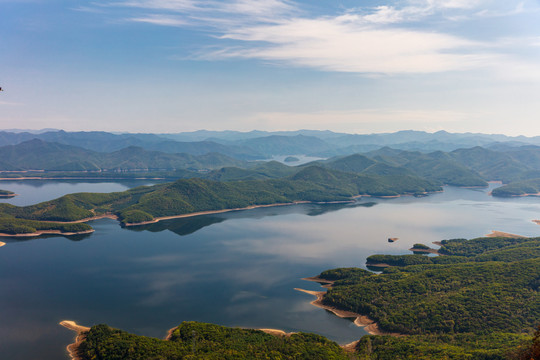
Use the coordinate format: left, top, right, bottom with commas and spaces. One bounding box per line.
491, 178, 540, 197
0, 166, 441, 233
354, 332, 531, 360
320, 237, 540, 335
366, 254, 433, 267
120, 210, 154, 224
0, 214, 91, 235
76, 322, 350, 360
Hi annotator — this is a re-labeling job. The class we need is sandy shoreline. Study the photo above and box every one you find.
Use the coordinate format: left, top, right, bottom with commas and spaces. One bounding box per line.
296, 278, 402, 337
485, 230, 527, 238
39, 214, 119, 224
0, 176, 166, 181
533, 220, 540, 226
60, 321, 91, 360
0, 229, 94, 238
123, 201, 312, 227
0, 241, 5, 247
294, 287, 389, 336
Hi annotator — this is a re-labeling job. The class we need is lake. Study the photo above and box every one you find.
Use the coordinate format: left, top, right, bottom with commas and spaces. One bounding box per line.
1, 180, 539, 359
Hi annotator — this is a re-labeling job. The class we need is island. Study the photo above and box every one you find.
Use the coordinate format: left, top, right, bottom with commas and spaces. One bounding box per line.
284, 156, 299, 163
0, 189, 16, 198
0, 165, 441, 236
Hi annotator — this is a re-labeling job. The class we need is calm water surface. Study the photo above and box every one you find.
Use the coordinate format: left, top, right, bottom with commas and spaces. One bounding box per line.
1, 181, 539, 359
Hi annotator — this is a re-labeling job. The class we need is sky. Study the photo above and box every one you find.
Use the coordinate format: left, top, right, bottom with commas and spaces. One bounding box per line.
1, 0, 540, 135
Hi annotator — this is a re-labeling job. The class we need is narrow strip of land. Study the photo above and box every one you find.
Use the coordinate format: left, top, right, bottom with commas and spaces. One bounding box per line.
123, 201, 312, 226
0, 229, 94, 238
60, 321, 91, 360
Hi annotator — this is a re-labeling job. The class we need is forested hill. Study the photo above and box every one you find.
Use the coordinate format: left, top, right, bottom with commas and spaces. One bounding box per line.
75, 322, 351, 359
0, 139, 247, 171
0, 166, 440, 234
317, 236, 540, 357
68, 237, 540, 360
4, 137, 540, 189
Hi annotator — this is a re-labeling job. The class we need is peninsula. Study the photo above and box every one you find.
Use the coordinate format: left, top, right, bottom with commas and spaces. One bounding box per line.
0, 165, 440, 236
61, 321, 352, 360
301, 236, 539, 357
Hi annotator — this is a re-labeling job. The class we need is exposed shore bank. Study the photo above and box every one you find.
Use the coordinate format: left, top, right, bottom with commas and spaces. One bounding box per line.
0, 229, 94, 238
60, 321, 90, 360
64, 320, 339, 359
122, 201, 312, 227
295, 278, 402, 337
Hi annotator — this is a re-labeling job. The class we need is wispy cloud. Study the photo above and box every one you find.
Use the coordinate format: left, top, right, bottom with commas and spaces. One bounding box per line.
90, 0, 540, 75
130, 15, 187, 26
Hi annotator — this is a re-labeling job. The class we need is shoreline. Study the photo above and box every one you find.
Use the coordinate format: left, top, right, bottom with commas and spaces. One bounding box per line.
122, 191, 443, 227
60, 321, 91, 360
0, 176, 167, 181
2, 189, 441, 236
491, 191, 540, 197
122, 201, 311, 227
41, 214, 120, 224
0, 241, 5, 247
0, 229, 94, 238
296, 278, 402, 337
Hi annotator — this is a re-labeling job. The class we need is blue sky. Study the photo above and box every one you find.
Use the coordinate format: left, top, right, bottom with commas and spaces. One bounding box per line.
1, 0, 540, 135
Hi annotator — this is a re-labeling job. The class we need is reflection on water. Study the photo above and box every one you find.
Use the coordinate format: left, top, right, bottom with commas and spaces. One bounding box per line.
1, 182, 540, 360
0, 179, 163, 206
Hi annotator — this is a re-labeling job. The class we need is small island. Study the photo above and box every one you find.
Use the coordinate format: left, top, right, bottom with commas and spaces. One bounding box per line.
284, 156, 300, 163
0, 189, 17, 198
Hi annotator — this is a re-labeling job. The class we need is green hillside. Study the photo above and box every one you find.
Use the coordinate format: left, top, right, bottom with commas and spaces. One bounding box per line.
0, 139, 246, 171
319, 237, 540, 335
0, 166, 441, 233
75, 322, 350, 360
325, 151, 488, 187
491, 178, 540, 197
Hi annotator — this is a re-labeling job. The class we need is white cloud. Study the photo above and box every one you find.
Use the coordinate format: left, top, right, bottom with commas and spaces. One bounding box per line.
94, 0, 540, 75
130, 15, 186, 26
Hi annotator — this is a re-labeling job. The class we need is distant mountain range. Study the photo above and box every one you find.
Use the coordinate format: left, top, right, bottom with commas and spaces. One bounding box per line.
3, 130, 540, 190
2, 129, 540, 160
0, 139, 246, 172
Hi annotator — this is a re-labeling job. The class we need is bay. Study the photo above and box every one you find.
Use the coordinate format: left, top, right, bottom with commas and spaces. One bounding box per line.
0, 181, 539, 359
